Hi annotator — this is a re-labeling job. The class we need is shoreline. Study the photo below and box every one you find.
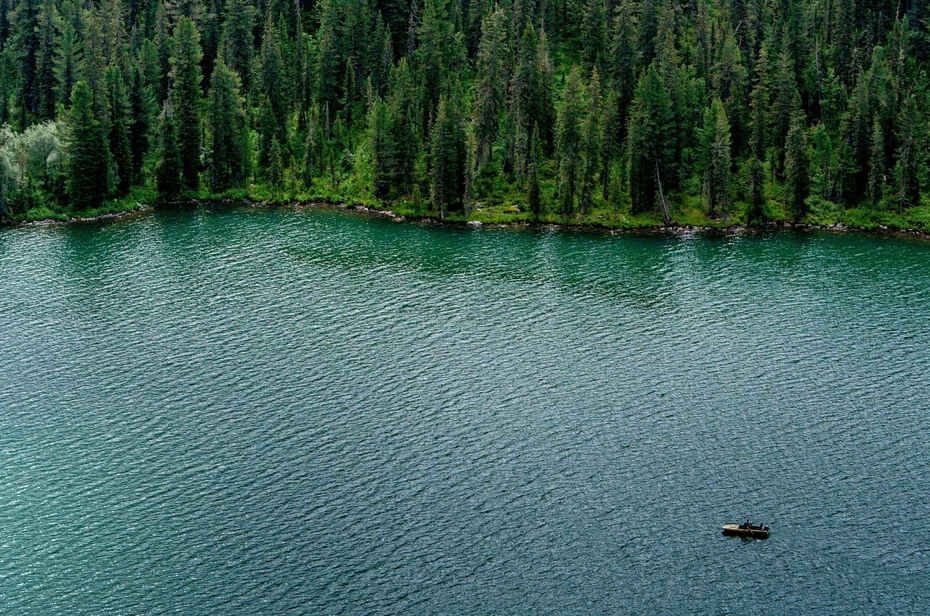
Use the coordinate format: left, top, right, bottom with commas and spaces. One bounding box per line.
6, 198, 930, 240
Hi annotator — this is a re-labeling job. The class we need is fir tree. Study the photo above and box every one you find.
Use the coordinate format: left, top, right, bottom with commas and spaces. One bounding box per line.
52, 10, 81, 108
220, 0, 255, 93
67, 81, 109, 208
207, 57, 248, 191
628, 64, 675, 215
784, 114, 809, 220
169, 16, 203, 191
35, 0, 57, 120
368, 96, 396, 198
472, 8, 507, 166
429, 95, 464, 219
527, 123, 543, 220
128, 65, 154, 181
700, 99, 731, 217
155, 97, 182, 199
105, 65, 133, 195
868, 116, 885, 208
555, 66, 584, 217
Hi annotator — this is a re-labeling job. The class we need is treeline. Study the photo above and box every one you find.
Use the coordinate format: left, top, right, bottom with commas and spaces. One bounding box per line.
0, 0, 928, 224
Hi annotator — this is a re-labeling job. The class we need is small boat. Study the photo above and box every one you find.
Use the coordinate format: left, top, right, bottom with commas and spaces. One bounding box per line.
722, 522, 769, 539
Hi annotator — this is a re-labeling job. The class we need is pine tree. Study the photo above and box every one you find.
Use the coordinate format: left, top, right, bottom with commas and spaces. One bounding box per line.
628, 64, 675, 216
527, 123, 543, 220
368, 95, 396, 198
700, 99, 731, 217
892, 95, 920, 213
220, 0, 255, 93
169, 16, 203, 191
105, 65, 133, 195
207, 57, 248, 191
746, 155, 766, 223
555, 66, 584, 217
578, 68, 601, 215
868, 116, 885, 208
10, 0, 40, 123
128, 65, 154, 181
429, 94, 464, 219
472, 8, 507, 166
68, 81, 109, 208
52, 10, 80, 108
784, 114, 809, 220
155, 98, 182, 199
581, 0, 606, 71
35, 0, 57, 120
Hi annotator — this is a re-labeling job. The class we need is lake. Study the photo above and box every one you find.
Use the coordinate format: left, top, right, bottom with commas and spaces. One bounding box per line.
2, 204, 929, 614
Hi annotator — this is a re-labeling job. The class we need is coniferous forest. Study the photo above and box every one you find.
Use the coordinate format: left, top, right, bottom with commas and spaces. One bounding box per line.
1, 0, 929, 228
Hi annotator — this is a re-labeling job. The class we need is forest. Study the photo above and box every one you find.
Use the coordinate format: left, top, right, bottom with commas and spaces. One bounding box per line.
0, 0, 929, 229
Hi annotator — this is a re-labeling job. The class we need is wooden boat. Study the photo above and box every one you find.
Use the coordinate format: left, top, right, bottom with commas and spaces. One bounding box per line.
722, 523, 769, 539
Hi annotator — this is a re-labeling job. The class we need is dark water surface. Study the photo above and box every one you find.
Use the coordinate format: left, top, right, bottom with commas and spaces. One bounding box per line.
2, 205, 929, 614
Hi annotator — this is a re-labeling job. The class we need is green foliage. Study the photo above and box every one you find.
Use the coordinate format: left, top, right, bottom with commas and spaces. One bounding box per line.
154, 98, 181, 199
168, 16, 203, 191
1, 0, 929, 234
207, 57, 248, 191
67, 80, 109, 209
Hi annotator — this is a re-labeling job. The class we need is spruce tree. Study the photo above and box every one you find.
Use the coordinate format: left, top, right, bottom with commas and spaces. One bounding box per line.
220, 0, 255, 93
155, 98, 182, 199
207, 57, 248, 191
68, 81, 109, 209
555, 66, 584, 217
368, 96, 396, 198
35, 0, 56, 120
128, 65, 154, 181
628, 64, 675, 215
429, 95, 464, 219
52, 11, 80, 108
784, 114, 809, 220
868, 116, 885, 208
892, 95, 920, 213
527, 123, 543, 220
700, 99, 731, 217
473, 8, 507, 166
169, 16, 204, 191
746, 155, 766, 223
579, 68, 601, 215
104, 65, 132, 196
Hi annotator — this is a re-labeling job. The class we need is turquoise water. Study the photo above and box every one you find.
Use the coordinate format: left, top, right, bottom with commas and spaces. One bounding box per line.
2, 205, 929, 614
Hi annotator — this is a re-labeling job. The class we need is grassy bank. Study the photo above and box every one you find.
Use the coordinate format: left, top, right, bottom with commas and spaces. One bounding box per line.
6, 181, 930, 236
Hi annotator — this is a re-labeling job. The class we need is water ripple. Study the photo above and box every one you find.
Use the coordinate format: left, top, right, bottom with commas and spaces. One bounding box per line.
1, 210, 929, 614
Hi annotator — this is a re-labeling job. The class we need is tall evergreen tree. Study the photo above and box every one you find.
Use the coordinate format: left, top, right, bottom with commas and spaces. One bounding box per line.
555, 66, 584, 217
628, 64, 676, 215
207, 57, 248, 191
68, 81, 110, 208
168, 15, 203, 191
105, 65, 133, 195
35, 0, 57, 120
368, 95, 396, 198
784, 113, 809, 220
527, 123, 543, 220
128, 64, 154, 181
220, 0, 255, 93
155, 97, 182, 199
429, 94, 464, 219
472, 8, 507, 166
700, 98, 732, 217
52, 9, 81, 108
